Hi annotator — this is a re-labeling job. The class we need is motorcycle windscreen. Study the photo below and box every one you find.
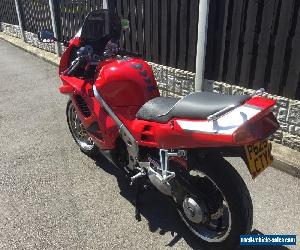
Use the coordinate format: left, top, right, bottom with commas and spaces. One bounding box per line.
80, 9, 121, 42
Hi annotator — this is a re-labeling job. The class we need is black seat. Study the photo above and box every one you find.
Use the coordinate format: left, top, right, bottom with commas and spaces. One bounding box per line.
136, 92, 250, 123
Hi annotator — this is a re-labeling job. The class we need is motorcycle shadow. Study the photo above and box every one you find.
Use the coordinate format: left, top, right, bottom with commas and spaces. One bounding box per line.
93, 152, 206, 249
92, 153, 290, 250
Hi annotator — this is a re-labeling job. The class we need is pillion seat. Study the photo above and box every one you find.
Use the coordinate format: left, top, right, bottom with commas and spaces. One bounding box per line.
136, 92, 250, 123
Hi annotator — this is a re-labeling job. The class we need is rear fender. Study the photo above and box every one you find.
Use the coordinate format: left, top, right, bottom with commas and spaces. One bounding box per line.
188, 146, 245, 159
187, 147, 249, 171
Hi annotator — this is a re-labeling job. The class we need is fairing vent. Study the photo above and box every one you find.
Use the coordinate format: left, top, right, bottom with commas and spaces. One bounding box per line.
75, 95, 91, 117
141, 125, 155, 142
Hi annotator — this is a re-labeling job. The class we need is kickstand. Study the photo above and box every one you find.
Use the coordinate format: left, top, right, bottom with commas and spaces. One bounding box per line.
134, 178, 150, 221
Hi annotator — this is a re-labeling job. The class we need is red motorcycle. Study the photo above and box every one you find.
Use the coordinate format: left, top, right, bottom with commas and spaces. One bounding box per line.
39, 9, 279, 250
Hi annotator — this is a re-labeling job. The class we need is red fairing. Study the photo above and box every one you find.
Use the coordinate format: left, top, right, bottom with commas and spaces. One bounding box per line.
245, 96, 276, 109
59, 75, 119, 149
116, 96, 278, 149
113, 116, 233, 149
59, 37, 81, 75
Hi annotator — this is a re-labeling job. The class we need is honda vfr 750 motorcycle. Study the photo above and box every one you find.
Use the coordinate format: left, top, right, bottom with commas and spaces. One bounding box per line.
39, 9, 279, 250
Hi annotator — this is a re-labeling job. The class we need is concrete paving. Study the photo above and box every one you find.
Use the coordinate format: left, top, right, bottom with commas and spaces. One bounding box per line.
0, 39, 299, 249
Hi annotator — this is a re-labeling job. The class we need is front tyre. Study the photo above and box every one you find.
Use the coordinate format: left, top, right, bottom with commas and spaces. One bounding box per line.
66, 99, 99, 157
174, 154, 253, 250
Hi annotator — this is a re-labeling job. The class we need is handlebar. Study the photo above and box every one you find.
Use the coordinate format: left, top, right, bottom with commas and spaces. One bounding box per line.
64, 49, 142, 76
65, 57, 86, 76
118, 49, 141, 58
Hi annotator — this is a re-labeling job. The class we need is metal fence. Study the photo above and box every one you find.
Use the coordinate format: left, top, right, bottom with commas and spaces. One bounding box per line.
205, 0, 300, 100
57, 0, 199, 72
59, 0, 103, 41
0, 0, 199, 72
114, 0, 200, 72
0, 0, 19, 25
20, 0, 53, 34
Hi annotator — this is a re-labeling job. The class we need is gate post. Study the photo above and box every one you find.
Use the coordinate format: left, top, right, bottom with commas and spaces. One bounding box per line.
49, 0, 62, 55
103, 0, 108, 9
14, 0, 26, 41
194, 0, 210, 91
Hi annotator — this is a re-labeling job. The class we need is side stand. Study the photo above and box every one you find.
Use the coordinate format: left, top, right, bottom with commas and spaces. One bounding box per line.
134, 177, 151, 221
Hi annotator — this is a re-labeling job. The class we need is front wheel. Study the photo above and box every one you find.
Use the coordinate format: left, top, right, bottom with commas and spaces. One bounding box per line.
172, 154, 253, 250
66, 99, 99, 157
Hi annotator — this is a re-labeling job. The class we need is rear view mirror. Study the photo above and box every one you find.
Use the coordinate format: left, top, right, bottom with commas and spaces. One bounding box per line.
38, 30, 56, 43
121, 19, 130, 31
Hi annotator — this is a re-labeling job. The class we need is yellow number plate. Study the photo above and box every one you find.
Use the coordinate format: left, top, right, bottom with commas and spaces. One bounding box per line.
245, 139, 273, 178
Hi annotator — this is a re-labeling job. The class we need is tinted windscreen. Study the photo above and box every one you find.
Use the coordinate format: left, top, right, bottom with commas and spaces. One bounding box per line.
81, 9, 121, 41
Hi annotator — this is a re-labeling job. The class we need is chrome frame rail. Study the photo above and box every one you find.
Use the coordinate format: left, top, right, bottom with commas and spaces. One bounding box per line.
93, 85, 139, 170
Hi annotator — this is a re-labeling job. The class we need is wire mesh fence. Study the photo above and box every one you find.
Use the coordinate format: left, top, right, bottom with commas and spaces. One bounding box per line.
0, 0, 198, 72
0, 0, 19, 25
59, 0, 103, 41
19, 0, 53, 34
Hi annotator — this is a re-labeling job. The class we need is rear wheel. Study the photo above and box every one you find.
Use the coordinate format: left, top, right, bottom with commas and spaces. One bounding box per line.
173, 154, 253, 250
66, 99, 99, 156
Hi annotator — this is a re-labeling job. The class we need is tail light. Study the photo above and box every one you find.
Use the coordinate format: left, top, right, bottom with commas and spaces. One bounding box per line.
233, 112, 279, 144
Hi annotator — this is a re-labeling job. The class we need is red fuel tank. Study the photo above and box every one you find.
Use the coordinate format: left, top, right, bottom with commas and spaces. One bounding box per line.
94, 58, 160, 107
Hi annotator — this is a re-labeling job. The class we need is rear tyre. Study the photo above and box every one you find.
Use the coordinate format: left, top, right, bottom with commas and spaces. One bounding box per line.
66, 99, 99, 157
174, 154, 253, 250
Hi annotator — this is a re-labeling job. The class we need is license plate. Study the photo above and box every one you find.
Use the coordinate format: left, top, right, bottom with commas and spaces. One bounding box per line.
244, 139, 273, 178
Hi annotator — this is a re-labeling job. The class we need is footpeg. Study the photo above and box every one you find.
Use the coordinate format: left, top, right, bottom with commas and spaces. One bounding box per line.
159, 149, 181, 182
130, 170, 146, 186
